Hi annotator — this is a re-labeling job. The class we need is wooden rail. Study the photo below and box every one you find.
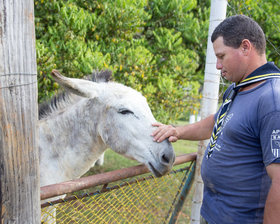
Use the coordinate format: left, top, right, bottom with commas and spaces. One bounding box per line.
41, 152, 197, 200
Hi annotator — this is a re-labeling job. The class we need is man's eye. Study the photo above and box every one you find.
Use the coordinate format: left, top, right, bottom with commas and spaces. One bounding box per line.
118, 109, 134, 115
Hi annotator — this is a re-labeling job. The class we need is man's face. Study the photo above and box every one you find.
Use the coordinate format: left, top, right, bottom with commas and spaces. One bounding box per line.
213, 36, 247, 83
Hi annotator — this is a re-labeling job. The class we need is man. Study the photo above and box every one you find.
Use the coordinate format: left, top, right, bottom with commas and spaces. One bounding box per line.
152, 15, 280, 224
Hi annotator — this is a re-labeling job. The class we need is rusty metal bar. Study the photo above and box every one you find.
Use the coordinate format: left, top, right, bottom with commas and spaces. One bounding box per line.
41, 165, 192, 208
40, 152, 197, 200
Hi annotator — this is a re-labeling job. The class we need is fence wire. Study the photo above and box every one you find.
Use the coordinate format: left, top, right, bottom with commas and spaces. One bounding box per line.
41, 161, 195, 224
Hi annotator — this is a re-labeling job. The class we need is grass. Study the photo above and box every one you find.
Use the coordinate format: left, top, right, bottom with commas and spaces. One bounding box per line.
78, 120, 199, 223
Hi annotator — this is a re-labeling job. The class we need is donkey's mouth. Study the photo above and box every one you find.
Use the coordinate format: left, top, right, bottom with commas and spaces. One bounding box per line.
148, 162, 163, 177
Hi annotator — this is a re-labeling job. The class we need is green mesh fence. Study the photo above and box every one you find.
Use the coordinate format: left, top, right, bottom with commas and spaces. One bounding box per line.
41, 161, 195, 224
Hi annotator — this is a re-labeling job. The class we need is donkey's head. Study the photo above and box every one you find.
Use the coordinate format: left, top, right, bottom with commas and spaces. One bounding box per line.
51, 70, 175, 177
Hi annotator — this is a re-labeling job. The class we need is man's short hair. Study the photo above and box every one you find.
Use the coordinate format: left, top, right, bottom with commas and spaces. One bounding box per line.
211, 15, 266, 54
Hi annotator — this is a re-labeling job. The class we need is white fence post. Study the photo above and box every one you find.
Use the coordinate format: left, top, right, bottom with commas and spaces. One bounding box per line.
190, 1, 227, 223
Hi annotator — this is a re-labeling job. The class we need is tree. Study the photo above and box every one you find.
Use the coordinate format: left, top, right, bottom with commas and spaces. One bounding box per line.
35, 0, 206, 123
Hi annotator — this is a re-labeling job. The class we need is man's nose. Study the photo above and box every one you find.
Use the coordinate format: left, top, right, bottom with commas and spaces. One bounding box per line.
216, 61, 222, 70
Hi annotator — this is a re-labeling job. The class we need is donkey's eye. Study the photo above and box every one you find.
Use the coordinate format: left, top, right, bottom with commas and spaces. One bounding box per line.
118, 109, 134, 115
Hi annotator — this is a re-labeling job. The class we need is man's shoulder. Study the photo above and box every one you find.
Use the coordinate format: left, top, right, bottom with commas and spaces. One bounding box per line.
261, 78, 280, 98
258, 78, 280, 115
270, 77, 280, 89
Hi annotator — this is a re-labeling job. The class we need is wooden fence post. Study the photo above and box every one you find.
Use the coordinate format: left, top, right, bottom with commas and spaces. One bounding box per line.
0, 0, 40, 223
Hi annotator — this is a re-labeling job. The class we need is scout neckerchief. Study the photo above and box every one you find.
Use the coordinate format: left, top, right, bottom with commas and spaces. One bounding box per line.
207, 72, 280, 159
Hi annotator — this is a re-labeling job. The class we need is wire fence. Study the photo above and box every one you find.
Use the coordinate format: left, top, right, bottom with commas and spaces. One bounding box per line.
41, 156, 196, 224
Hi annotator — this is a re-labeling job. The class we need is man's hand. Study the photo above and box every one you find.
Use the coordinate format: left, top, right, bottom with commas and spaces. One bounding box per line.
151, 123, 179, 143
151, 114, 215, 143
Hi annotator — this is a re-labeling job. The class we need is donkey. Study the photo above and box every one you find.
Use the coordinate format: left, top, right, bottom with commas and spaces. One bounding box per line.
39, 69, 175, 190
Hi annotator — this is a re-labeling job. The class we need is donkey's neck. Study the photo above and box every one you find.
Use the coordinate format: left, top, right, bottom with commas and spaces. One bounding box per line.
39, 98, 107, 185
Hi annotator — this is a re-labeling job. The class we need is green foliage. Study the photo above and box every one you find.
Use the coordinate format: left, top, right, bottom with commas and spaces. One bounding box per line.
35, 0, 205, 123
36, 0, 111, 100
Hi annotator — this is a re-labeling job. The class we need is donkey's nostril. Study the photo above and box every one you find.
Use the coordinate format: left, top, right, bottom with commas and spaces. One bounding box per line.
161, 154, 170, 164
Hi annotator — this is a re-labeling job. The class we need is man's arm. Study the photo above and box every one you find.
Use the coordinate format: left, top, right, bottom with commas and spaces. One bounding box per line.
264, 163, 280, 224
152, 114, 215, 143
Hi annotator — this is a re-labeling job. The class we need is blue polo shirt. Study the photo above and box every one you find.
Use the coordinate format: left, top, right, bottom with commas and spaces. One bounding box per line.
201, 62, 280, 224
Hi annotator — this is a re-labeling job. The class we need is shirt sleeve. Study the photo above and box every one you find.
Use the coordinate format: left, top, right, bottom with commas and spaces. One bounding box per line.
260, 111, 280, 166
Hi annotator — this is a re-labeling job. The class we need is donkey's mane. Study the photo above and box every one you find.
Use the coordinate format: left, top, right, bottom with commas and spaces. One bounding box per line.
39, 70, 112, 120
38, 92, 78, 120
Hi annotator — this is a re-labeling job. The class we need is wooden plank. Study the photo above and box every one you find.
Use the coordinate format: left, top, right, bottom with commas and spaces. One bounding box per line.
0, 0, 40, 223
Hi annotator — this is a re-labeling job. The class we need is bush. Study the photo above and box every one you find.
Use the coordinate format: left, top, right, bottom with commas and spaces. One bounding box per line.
35, 0, 209, 123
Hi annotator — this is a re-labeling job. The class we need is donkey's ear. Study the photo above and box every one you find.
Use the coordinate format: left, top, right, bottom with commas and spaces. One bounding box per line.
51, 70, 98, 98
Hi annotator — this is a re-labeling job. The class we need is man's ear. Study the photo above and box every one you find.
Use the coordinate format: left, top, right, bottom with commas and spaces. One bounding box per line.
240, 39, 252, 56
